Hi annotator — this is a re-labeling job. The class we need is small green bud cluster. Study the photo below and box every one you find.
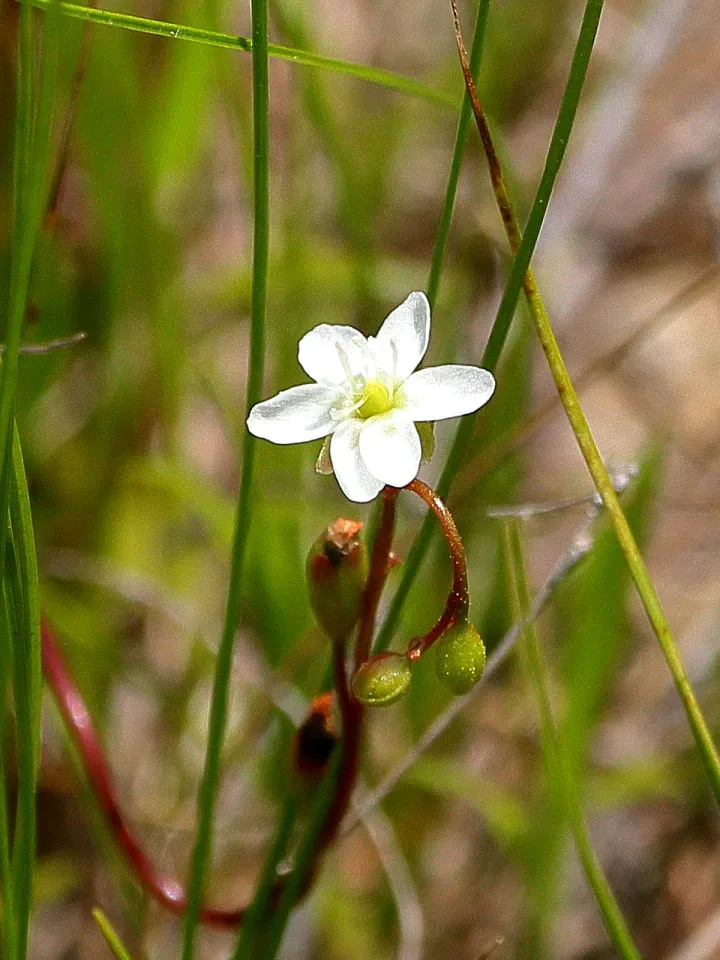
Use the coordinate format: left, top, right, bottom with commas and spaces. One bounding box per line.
306, 518, 368, 640
434, 621, 486, 695
352, 620, 486, 708
352, 653, 412, 706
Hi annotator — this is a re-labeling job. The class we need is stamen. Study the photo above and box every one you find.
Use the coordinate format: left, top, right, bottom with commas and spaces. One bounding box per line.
390, 340, 398, 380
335, 343, 354, 382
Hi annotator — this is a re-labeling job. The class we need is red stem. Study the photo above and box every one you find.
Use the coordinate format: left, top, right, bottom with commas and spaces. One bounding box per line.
319, 641, 364, 847
42, 614, 367, 927
41, 617, 247, 927
354, 486, 398, 668
403, 479, 470, 660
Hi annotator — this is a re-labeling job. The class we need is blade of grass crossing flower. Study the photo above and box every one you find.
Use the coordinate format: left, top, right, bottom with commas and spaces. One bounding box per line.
261, 747, 344, 959
426, 0, 490, 310
502, 520, 642, 960
374, 0, 603, 653
231, 797, 298, 959
92, 908, 135, 960
452, 0, 720, 801
30, 0, 456, 108
180, 0, 269, 952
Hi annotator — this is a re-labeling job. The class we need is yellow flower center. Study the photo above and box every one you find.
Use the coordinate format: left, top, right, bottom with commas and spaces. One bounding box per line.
357, 381, 393, 419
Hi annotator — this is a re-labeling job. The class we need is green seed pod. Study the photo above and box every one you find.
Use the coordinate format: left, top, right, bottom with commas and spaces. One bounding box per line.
352, 653, 412, 707
306, 518, 367, 639
435, 621, 486, 695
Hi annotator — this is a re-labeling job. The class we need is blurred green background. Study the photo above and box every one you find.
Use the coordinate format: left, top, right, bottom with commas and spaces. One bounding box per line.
2, 0, 720, 955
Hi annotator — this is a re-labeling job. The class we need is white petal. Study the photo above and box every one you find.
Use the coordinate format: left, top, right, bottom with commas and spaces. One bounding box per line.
298, 324, 368, 384
373, 292, 430, 381
330, 420, 384, 503
359, 411, 421, 488
401, 365, 495, 421
247, 384, 336, 444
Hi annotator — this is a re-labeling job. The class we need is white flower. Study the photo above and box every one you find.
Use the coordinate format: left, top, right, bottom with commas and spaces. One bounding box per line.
246, 292, 496, 502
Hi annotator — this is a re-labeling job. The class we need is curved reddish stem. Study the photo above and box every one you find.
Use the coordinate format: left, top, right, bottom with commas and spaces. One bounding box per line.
42, 616, 249, 927
42, 615, 365, 927
403, 479, 470, 660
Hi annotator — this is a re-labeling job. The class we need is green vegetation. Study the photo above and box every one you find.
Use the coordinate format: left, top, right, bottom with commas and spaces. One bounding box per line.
2, 0, 718, 957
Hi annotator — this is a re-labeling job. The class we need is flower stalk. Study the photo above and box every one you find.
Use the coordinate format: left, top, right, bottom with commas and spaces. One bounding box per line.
355, 487, 399, 666
403, 479, 469, 660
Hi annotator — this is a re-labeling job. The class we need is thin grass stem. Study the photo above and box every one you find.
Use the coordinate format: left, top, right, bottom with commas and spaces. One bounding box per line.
4, 430, 41, 960
0, 656, 16, 958
92, 908, 135, 960
426, 0, 490, 309
451, 0, 720, 801
5, 547, 35, 960
375, 0, 588, 651
502, 520, 642, 960
9, 427, 42, 763
0, 0, 34, 599
29, 0, 456, 107
180, 0, 270, 951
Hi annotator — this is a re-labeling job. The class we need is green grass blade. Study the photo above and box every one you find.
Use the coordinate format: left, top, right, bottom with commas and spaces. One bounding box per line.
503, 520, 642, 960
4, 551, 34, 960
375, 0, 604, 654
460, 0, 720, 799
3, 428, 41, 960
0, 0, 35, 594
426, 0, 490, 310
9, 429, 42, 770
92, 908, 135, 960
179, 0, 270, 951
30, 0, 456, 107
231, 796, 298, 960
0, 608, 16, 958
2, 2, 54, 944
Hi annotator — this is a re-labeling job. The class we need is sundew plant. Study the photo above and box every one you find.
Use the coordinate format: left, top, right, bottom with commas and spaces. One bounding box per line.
2, 0, 720, 957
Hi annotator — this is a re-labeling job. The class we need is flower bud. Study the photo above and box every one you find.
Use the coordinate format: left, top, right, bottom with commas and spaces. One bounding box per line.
435, 621, 486, 695
352, 653, 412, 707
291, 693, 338, 799
306, 518, 367, 639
